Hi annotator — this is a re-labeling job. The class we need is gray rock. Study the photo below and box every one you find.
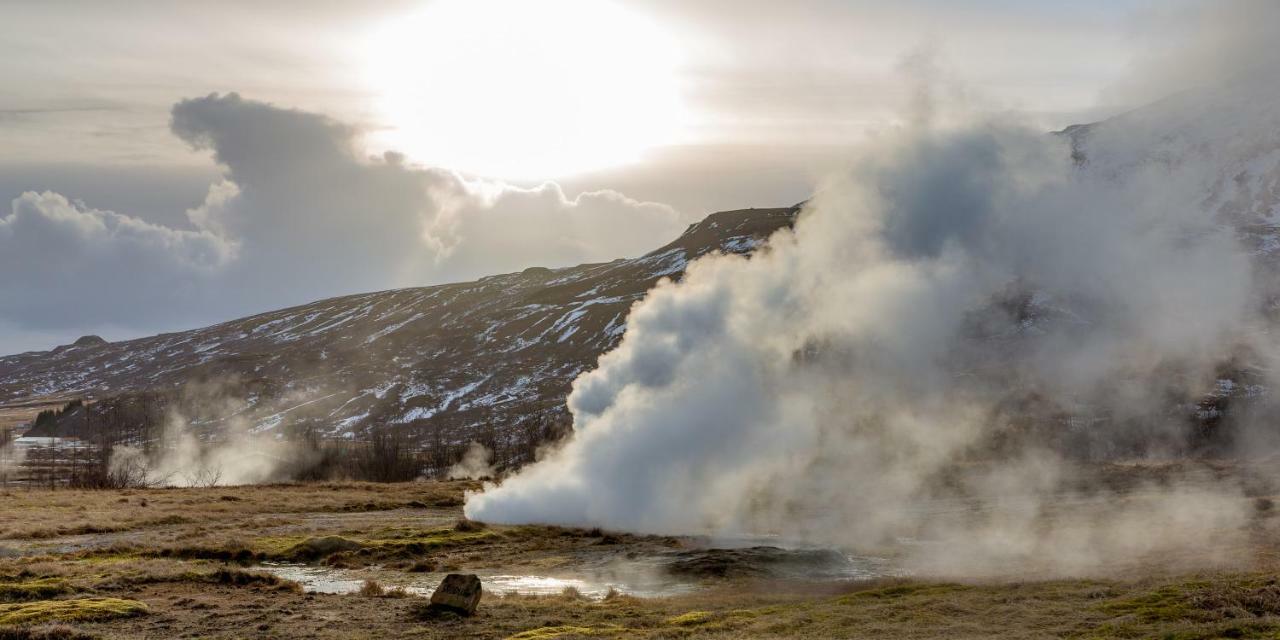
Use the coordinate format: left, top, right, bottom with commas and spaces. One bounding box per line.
429, 573, 482, 616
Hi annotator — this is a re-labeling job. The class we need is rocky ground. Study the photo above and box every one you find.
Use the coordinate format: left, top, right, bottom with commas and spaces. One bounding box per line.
0, 479, 1278, 638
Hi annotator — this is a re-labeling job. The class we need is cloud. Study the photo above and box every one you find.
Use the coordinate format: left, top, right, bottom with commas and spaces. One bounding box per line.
0, 190, 235, 330
0, 93, 684, 351
1105, 0, 1280, 107
425, 180, 683, 276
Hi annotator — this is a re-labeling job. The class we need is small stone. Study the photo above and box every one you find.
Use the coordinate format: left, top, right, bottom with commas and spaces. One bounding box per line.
428, 574, 482, 616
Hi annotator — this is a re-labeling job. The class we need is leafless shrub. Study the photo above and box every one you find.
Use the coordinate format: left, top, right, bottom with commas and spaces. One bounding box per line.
182, 465, 223, 488
358, 579, 385, 597
348, 427, 423, 483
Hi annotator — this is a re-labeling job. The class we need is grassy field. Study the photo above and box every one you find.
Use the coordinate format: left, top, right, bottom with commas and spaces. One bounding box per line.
0, 481, 1278, 639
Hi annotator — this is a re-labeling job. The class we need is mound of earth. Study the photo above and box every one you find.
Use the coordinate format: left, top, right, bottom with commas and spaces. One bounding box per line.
662, 546, 851, 579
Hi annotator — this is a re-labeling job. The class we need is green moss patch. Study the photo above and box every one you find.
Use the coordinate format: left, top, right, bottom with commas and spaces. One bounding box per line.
252, 528, 496, 563
0, 580, 77, 603
279, 536, 363, 561
362, 527, 495, 555
1086, 578, 1280, 639
841, 582, 966, 602
0, 598, 147, 625
1100, 585, 1196, 623
666, 610, 714, 626
505, 625, 626, 639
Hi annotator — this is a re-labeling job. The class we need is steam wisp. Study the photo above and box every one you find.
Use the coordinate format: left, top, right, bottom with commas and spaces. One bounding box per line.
448, 441, 495, 480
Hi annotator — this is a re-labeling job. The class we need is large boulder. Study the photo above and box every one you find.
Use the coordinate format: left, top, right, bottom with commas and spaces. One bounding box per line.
428, 574, 482, 616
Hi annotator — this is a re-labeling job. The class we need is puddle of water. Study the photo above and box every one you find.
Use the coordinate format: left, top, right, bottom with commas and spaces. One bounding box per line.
254, 534, 900, 599
484, 573, 696, 599
254, 562, 697, 599
257, 563, 385, 595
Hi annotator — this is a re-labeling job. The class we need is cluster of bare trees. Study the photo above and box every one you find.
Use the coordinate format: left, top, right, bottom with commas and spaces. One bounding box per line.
10, 393, 577, 489
350, 426, 424, 482
278, 411, 572, 484
67, 393, 168, 489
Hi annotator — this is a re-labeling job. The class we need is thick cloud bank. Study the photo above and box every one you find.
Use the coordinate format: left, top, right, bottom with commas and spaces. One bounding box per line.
0, 190, 235, 329
1, 93, 682, 350
467, 10, 1280, 573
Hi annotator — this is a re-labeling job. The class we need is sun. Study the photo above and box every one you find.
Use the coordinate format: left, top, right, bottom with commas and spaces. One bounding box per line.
364, 0, 688, 180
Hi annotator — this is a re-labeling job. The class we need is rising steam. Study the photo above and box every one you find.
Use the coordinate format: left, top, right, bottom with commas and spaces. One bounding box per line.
106, 379, 314, 487
466, 10, 1280, 575
448, 441, 496, 480
109, 413, 296, 487
0, 430, 22, 484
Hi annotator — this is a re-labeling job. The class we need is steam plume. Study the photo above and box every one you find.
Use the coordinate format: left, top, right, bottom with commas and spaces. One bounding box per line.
467, 11, 1280, 575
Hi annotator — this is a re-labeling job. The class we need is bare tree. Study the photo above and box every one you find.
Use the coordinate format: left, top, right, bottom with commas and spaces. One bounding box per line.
351, 425, 423, 482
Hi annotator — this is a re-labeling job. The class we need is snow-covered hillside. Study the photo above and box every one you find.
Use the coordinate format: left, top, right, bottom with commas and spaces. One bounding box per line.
0, 207, 798, 442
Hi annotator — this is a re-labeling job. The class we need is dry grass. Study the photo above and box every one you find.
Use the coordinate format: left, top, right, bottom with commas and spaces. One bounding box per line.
0, 481, 470, 541
0, 625, 101, 640
357, 580, 384, 597
0, 481, 1278, 638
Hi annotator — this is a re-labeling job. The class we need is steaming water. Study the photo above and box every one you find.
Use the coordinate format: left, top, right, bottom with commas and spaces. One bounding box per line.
259, 564, 371, 595
254, 562, 699, 599
254, 541, 898, 598
688, 535, 901, 580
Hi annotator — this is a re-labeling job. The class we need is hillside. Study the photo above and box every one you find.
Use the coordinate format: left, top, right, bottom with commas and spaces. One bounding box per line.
0, 206, 799, 444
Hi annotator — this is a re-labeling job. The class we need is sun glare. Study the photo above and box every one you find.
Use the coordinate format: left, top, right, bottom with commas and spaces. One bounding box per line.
364, 0, 688, 180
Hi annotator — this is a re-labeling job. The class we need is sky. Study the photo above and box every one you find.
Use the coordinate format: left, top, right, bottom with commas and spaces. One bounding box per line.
0, 0, 1177, 355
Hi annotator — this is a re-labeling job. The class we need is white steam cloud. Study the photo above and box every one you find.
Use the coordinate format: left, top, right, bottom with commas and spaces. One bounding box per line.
467, 6, 1280, 576
448, 441, 496, 480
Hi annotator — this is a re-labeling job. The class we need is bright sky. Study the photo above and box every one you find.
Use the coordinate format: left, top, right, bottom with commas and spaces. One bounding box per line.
0, 0, 1174, 354
1, 0, 1157, 174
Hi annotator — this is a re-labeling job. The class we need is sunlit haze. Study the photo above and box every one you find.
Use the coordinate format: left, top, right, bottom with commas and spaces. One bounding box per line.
364, 0, 688, 179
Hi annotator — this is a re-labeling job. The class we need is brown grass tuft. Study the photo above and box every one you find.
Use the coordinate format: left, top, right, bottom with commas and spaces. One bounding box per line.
358, 580, 385, 597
